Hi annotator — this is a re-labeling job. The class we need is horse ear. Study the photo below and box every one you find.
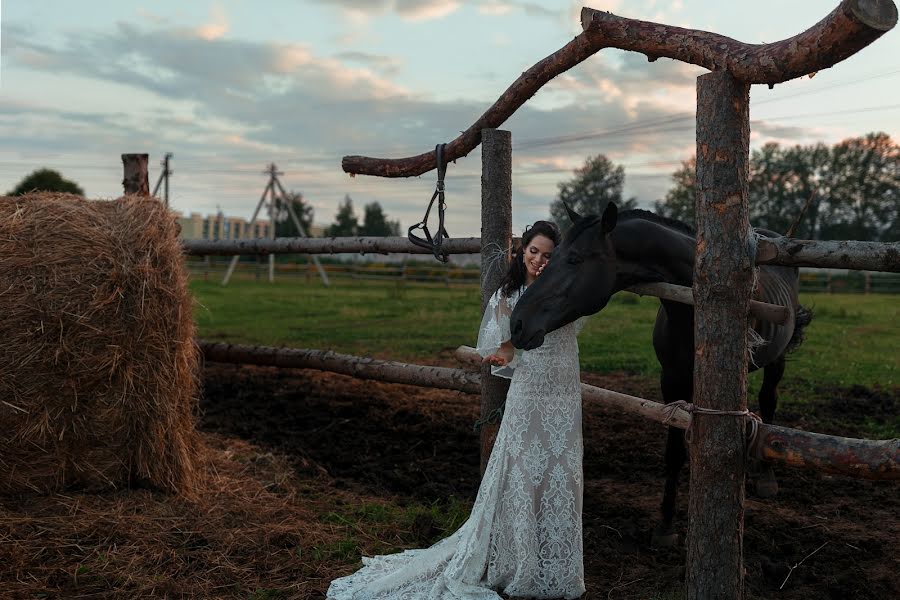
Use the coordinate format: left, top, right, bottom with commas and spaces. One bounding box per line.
600, 202, 618, 233
563, 201, 582, 223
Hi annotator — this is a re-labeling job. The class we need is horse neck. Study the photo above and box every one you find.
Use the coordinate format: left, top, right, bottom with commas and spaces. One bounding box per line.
611, 218, 695, 290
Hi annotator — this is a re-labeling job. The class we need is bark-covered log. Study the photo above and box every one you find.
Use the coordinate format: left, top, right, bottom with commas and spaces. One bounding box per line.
453, 346, 900, 481
688, 71, 752, 600
627, 282, 789, 325
342, 1, 896, 178
756, 237, 900, 273
122, 154, 150, 196
182, 236, 483, 256
582, 0, 897, 84
755, 424, 900, 480
199, 342, 481, 394
479, 130, 513, 475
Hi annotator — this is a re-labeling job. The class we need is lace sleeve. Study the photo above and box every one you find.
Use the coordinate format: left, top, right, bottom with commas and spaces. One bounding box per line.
475, 287, 521, 379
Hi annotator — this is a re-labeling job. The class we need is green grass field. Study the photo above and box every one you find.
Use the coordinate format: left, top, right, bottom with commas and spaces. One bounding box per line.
192, 278, 898, 389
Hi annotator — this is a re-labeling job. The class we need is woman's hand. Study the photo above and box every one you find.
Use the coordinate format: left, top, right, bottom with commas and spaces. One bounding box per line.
483, 342, 514, 366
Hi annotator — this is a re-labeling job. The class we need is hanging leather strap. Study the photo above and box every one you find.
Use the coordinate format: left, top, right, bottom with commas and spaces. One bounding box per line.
408, 143, 450, 262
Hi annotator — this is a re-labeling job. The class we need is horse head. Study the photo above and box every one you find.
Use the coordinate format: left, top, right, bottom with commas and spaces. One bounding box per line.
510, 202, 618, 350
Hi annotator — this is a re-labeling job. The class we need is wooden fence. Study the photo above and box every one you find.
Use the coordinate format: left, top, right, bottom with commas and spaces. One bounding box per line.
130, 1, 899, 596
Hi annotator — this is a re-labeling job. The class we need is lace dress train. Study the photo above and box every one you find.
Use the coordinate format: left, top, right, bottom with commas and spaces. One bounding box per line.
326, 288, 585, 600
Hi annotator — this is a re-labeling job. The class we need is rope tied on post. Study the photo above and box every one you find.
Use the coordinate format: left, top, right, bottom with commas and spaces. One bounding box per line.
661, 400, 764, 451
408, 143, 451, 262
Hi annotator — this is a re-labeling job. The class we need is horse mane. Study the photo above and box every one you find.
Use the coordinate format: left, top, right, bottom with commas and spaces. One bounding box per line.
618, 209, 695, 235
565, 208, 695, 242
563, 214, 604, 243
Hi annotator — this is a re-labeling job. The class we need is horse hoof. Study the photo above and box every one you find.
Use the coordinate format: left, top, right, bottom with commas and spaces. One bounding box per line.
651, 531, 680, 548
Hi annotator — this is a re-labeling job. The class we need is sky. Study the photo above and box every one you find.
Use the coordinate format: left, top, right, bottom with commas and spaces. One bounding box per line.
1, 0, 898, 236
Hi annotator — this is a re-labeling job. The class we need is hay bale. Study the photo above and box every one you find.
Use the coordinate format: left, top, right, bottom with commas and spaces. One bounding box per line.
0, 193, 200, 496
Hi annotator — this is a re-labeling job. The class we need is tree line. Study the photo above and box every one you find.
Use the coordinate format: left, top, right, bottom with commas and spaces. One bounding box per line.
553, 132, 897, 242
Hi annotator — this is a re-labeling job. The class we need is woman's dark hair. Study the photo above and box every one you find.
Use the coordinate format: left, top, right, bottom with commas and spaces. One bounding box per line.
500, 220, 561, 296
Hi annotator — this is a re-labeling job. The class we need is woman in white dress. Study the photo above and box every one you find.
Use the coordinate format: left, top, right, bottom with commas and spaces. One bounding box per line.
327, 220, 586, 600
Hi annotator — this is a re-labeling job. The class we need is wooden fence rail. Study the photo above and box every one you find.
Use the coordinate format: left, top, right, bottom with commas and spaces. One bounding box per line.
198, 341, 900, 482
182, 235, 900, 273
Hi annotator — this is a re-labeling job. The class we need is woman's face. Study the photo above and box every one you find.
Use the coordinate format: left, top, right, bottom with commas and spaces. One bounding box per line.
523, 233, 555, 284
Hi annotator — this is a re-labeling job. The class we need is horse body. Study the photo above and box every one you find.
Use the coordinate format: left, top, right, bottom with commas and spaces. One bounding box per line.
510, 203, 810, 544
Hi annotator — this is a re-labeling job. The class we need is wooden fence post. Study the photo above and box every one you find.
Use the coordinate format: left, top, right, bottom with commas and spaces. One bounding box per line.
480, 128, 512, 475
122, 154, 150, 196
688, 71, 752, 600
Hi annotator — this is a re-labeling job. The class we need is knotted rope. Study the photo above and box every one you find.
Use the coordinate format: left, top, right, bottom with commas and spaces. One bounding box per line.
661, 400, 763, 453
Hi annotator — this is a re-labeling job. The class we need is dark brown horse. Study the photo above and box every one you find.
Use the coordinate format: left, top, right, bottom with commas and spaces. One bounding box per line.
509, 202, 811, 545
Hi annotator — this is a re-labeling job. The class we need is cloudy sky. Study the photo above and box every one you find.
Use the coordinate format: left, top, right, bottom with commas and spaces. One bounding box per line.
2, 0, 898, 236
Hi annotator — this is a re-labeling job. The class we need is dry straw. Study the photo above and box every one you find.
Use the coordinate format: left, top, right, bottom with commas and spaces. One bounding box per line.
0, 192, 201, 497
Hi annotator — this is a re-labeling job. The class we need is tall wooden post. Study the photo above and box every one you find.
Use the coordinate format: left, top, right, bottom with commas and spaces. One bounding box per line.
479, 128, 512, 475
122, 154, 149, 196
687, 71, 752, 600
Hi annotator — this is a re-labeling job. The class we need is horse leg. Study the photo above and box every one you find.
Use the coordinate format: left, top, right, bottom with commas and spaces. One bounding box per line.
653, 369, 690, 547
753, 355, 785, 498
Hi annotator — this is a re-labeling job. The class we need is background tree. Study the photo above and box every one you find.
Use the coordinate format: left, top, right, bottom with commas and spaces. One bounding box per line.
820, 132, 898, 241
360, 202, 401, 236
653, 133, 898, 240
9, 168, 84, 196
326, 195, 359, 237
550, 154, 637, 227
653, 157, 696, 223
274, 190, 314, 237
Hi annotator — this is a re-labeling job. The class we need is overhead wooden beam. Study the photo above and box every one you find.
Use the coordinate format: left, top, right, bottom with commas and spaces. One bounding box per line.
581, 0, 897, 84
341, 0, 896, 178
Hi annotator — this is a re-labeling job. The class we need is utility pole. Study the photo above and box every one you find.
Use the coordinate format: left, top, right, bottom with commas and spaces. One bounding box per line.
152, 152, 174, 207
221, 163, 329, 287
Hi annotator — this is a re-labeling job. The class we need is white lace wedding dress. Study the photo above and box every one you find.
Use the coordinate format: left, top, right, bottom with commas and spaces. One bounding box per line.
327, 286, 586, 600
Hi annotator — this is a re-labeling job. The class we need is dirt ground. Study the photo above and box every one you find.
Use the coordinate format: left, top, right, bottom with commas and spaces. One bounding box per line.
198, 362, 899, 600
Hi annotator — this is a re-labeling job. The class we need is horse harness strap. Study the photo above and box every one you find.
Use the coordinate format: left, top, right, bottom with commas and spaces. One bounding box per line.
408, 143, 450, 262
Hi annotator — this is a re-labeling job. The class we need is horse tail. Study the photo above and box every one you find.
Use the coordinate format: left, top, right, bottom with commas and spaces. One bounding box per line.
785, 304, 813, 354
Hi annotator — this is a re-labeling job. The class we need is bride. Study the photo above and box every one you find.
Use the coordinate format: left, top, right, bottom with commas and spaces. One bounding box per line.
327, 220, 586, 599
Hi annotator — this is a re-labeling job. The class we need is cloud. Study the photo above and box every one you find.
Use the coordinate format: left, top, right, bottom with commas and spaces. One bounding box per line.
333, 51, 404, 76
0, 13, 824, 233
308, 0, 462, 22
195, 4, 229, 41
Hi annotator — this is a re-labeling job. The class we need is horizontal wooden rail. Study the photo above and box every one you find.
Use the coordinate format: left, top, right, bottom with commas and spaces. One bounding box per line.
450, 346, 900, 481
184, 235, 900, 273
199, 341, 481, 394
182, 237, 483, 256
197, 341, 899, 481
626, 282, 789, 325
757, 237, 900, 272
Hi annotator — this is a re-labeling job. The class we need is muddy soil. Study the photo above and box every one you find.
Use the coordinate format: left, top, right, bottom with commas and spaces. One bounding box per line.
200, 363, 899, 599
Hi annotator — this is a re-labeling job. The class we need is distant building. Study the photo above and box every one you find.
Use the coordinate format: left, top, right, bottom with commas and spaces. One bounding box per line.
175, 211, 272, 240
174, 212, 328, 240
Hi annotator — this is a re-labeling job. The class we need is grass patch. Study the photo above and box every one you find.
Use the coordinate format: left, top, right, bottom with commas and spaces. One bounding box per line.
192, 279, 897, 388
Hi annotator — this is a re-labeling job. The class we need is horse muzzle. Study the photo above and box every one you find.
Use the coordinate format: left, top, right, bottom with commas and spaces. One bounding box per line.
511, 318, 546, 350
